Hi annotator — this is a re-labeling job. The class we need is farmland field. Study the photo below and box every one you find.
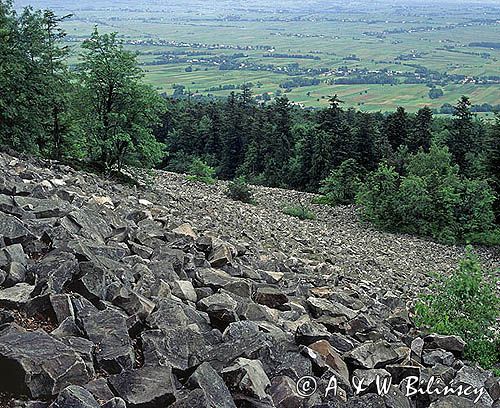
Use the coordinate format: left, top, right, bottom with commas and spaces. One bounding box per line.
14, 0, 500, 112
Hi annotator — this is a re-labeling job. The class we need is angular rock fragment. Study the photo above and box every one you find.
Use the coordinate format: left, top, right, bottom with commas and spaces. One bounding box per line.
170, 280, 197, 303
221, 358, 272, 403
197, 292, 239, 330
80, 308, 134, 374
108, 365, 176, 407
424, 334, 465, 354
344, 340, 402, 369
306, 296, 357, 320
188, 362, 236, 408
0, 212, 34, 245
0, 329, 91, 398
295, 321, 330, 345
208, 242, 233, 267
49, 385, 100, 408
0, 283, 34, 307
269, 375, 303, 408
254, 287, 288, 310
307, 340, 349, 383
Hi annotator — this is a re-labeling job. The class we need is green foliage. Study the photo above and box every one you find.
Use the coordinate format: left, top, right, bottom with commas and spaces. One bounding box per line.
283, 203, 316, 220
356, 163, 400, 230
77, 28, 165, 171
225, 176, 255, 203
187, 158, 216, 184
0, 2, 75, 156
318, 159, 362, 205
464, 229, 500, 246
415, 249, 500, 369
357, 146, 496, 243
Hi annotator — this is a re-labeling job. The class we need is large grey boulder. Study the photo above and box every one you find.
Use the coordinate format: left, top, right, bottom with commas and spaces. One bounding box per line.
197, 292, 239, 330
221, 358, 272, 403
108, 365, 176, 407
79, 308, 134, 374
0, 283, 34, 307
0, 212, 34, 245
344, 340, 402, 369
0, 329, 92, 398
424, 334, 465, 354
188, 362, 236, 408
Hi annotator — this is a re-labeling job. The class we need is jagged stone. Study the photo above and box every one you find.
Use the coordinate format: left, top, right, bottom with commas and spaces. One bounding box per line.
30, 251, 79, 296
49, 385, 100, 408
352, 368, 391, 392
307, 340, 349, 383
106, 285, 156, 320
101, 398, 127, 408
269, 376, 303, 408
450, 365, 495, 406
221, 357, 272, 403
195, 268, 236, 289
170, 280, 197, 302
84, 378, 115, 404
0, 243, 27, 266
0, 212, 34, 245
424, 334, 465, 354
428, 396, 476, 407
254, 286, 289, 310
208, 242, 233, 267
344, 340, 402, 369
5, 262, 28, 286
0, 328, 92, 398
306, 297, 357, 320
0, 283, 34, 307
197, 292, 239, 330
410, 337, 424, 362
79, 308, 134, 374
141, 326, 216, 371
51, 316, 82, 338
188, 362, 236, 408
295, 321, 331, 345
422, 349, 455, 366
172, 222, 197, 239
146, 297, 189, 329
108, 365, 176, 407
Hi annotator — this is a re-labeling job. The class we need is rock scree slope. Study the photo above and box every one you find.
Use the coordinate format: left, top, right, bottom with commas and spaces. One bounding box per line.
0, 150, 498, 408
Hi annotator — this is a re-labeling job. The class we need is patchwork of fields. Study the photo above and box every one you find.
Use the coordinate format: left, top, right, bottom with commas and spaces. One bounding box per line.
16, 0, 500, 112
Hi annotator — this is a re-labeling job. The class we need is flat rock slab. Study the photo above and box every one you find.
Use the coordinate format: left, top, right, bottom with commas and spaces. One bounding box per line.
0, 329, 92, 398
0, 283, 34, 307
80, 308, 134, 374
108, 365, 175, 407
344, 340, 402, 369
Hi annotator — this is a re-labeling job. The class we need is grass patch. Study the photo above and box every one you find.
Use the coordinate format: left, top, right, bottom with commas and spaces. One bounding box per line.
283, 204, 316, 220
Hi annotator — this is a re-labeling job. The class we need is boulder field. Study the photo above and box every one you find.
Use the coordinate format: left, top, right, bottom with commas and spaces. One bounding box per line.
0, 150, 498, 407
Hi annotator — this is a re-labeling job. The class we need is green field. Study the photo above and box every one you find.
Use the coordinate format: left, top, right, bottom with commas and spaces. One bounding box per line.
15, 0, 500, 112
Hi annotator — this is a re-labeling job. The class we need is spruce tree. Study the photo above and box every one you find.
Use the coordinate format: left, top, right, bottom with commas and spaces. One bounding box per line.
409, 106, 433, 152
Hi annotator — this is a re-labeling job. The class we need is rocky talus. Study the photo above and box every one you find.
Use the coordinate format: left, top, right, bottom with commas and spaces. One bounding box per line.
0, 150, 498, 408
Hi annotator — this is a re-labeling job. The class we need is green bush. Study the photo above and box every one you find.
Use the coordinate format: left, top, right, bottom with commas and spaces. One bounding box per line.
187, 158, 216, 184
226, 176, 255, 203
318, 159, 362, 205
356, 146, 497, 243
415, 248, 499, 369
464, 229, 500, 246
283, 204, 316, 220
355, 163, 400, 230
